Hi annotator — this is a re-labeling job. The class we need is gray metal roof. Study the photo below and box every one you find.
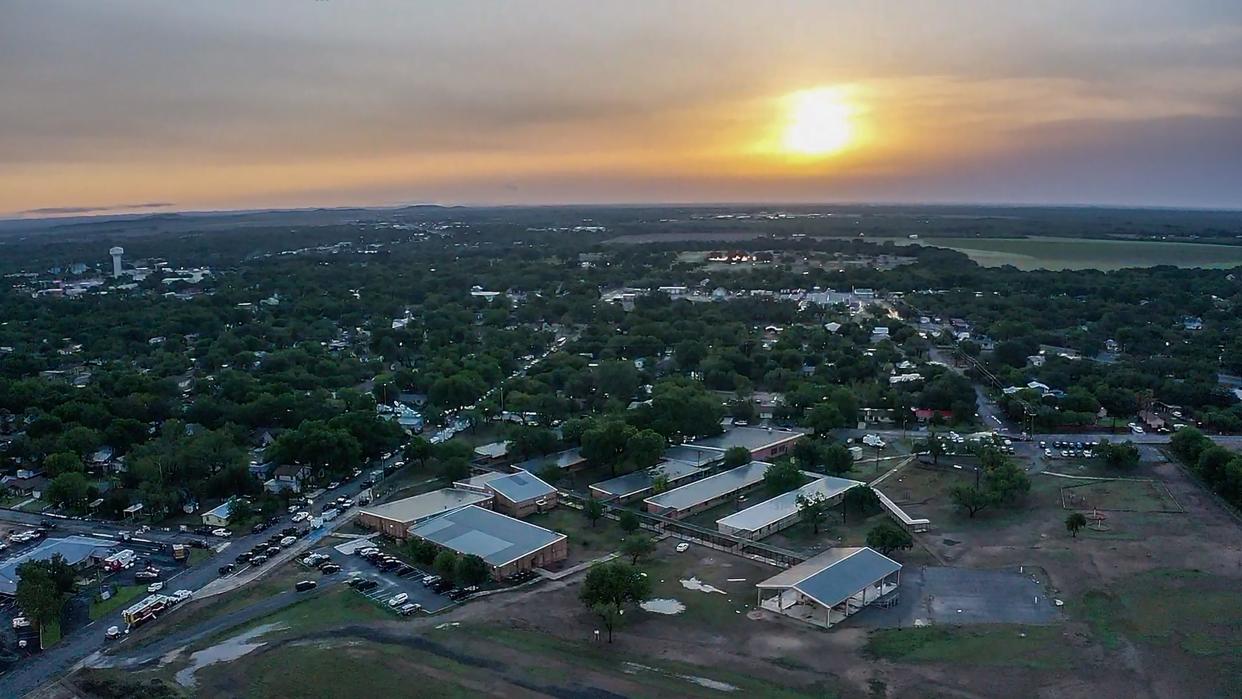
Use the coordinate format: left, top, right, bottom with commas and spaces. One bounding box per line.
717, 475, 862, 533
359, 488, 491, 525
408, 505, 565, 567
683, 426, 803, 453
661, 444, 725, 467
0, 535, 115, 596
511, 448, 586, 472
757, 547, 901, 608
486, 471, 556, 503
590, 458, 707, 498
643, 461, 768, 512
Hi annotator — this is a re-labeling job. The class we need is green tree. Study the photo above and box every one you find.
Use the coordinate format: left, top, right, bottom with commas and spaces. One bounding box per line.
454, 554, 491, 586
866, 521, 914, 555
950, 485, 995, 518
584, 497, 605, 528
806, 403, 845, 436
618, 510, 640, 534
921, 437, 945, 466
1098, 440, 1140, 470
650, 473, 670, 494
47, 472, 91, 510
43, 452, 84, 477
620, 536, 656, 565
763, 460, 804, 494
822, 443, 853, 475
1065, 512, 1087, 538
226, 496, 255, 524
723, 446, 752, 468
434, 549, 459, 581
624, 429, 665, 471
795, 492, 831, 534
843, 485, 880, 520
1170, 426, 1210, 464
579, 561, 652, 642
403, 436, 433, 468
15, 554, 76, 643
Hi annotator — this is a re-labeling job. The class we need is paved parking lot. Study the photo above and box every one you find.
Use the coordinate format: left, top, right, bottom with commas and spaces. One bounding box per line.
303, 540, 454, 614
853, 565, 1061, 629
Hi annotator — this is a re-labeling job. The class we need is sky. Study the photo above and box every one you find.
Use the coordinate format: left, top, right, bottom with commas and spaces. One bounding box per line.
2, 0, 1241, 216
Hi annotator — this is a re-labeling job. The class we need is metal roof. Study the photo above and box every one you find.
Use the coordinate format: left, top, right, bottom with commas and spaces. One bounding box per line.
358, 488, 491, 525
683, 426, 803, 453
643, 461, 768, 512
408, 505, 565, 567
590, 458, 707, 498
661, 444, 725, 467
757, 547, 901, 609
510, 448, 586, 472
486, 471, 556, 503
0, 535, 115, 596
717, 475, 862, 533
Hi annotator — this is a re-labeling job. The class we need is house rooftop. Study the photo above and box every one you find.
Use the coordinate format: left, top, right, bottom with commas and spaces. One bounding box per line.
757, 547, 901, 609
486, 471, 556, 503
510, 448, 586, 472
717, 475, 862, 533
0, 535, 115, 596
684, 426, 802, 454
407, 505, 565, 568
643, 461, 768, 512
359, 488, 492, 526
591, 458, 708, 499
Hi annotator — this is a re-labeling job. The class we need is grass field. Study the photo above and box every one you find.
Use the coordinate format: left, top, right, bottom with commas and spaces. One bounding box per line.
1074, 569, 1242, 695
865, 625, 1075, 670
881, 236, 1242, 270
527, 506, 626, 564
1060, 479, 1183, 513
90, 585, 147, 621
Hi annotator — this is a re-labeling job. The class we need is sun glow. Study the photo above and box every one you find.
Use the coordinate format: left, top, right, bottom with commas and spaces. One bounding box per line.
780, 87, 857, 157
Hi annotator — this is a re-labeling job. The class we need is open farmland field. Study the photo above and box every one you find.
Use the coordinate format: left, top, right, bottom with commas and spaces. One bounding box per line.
883, 236, 1242, 270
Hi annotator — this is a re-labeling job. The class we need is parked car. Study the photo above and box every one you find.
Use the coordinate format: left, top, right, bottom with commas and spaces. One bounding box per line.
292, 512, 310, 523
211, 528, 232, 538
236, 552, 253, 564
218, 564, 236, 575
282, 527, 300, 537
134, 570, 159, 582
675, 542, 690, 553
280, 536, 297, 547
295, 580, 318, 592
398, 603, 422, 616
356, 580, 380, 592
321, 564, 341, 574
431, 579, 453, 593
171, 589, 194, 603
387, 593, 409, 607
421, 575, 441, 587
146, 581, 165, 593
328, 481, 341, 490
105, 625, 122, 640
250, 555, 268, 566
252, 523, 267, 534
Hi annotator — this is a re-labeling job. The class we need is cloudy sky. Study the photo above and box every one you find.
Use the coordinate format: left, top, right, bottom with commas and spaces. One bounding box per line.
2, 1, 1241, 216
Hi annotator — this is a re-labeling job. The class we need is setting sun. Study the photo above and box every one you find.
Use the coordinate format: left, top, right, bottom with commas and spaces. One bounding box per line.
781, 87, 857, 157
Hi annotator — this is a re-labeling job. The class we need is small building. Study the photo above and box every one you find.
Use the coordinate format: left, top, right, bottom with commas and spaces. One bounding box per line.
264, 463, 307, 494
756, 547, 901, 629
717, 475, 863, 540
473, 441, 510, 464
201, 501, 233, 528
0, 535, 115, 596
509, 447, 588, 475
683, 426, 804, 462
589, 458, 708, 502
356, 488, 492, 540
406, 505, 567, 579
483, 471, 558, 518
643, 461, 769, 519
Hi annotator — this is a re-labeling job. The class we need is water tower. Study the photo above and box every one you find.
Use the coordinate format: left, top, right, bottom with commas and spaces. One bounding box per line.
109, 247, 124, 278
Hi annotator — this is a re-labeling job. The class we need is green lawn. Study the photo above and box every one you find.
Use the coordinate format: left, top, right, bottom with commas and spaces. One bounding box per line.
90, 585, 147, 621
1060, 479, 1182, 513
527, 507, 626, 563
866, 625, 1075, 670
41, 619, 62, 647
